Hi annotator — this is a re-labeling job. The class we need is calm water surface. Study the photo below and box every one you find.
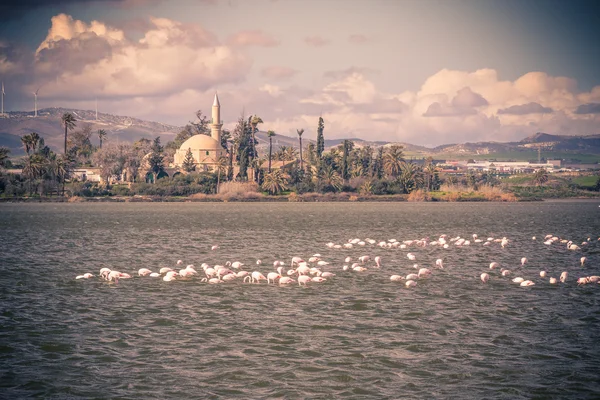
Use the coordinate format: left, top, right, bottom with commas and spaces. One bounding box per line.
1, 201, 600, 399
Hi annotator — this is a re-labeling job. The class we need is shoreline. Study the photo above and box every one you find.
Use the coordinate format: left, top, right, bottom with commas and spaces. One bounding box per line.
2, 194, 594, 203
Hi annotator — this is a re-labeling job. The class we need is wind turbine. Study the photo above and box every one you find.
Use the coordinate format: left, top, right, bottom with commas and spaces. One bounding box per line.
33, 87, 41, 117
1, 82, 4, 116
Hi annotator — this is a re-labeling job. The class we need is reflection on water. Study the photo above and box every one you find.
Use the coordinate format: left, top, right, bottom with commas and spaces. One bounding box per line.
1, 201, 600, 399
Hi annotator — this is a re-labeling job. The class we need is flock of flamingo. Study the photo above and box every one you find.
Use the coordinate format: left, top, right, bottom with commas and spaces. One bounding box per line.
75, 233, 598, 289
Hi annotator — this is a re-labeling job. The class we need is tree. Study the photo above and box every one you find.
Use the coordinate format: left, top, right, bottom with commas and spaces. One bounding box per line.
0, 147, 9, 168
61, 113, 76, 155
372, 147, 384, 179
147, 137, 165, 183
297, 128, 304, 171
319, 164, 343, 192
182, 148, 196, 173
423, 157, 436, 191
383, 145, 404, 178
68, 124, 94, 165
262, 169, 288, 195
533, 168, 549, 186
341, 140, 354, 182
316, 117, 325, 159
21, 132, 40, 155
250, 115, 263, 160
97, 129, 107, 149
215, 156, 228, 193
398, 161, 423, 194
267, 130, 275, 173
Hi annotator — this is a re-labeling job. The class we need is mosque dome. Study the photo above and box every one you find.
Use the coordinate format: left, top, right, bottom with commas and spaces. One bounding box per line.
179, 134, 222, 151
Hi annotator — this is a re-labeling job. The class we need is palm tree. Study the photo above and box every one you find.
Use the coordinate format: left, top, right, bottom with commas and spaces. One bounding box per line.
250, 115, 263, 160
533, 168, 549, 186
21, 132, 40, 155
262, 169, 288, 195
383, 144, 404, 178
398, 161, 422, 194
97, 129, 107, 149
0, 146, 9, 168
22, 153, 46, 195
423, 157, 437, 191
215, 156, 229, 193
61, 113, 76, 155
297, 128, 304, 171
319, 164, 343, 192
267, 130, 275, 173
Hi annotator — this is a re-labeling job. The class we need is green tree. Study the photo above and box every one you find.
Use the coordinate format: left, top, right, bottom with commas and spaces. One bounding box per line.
319, 164, 343, 192
250, 115, 263, 160
148, 137, 165, 183
398, 161, 422, 194
533, 168, 549, 186
21, 132, 40, 155
182, 148, 196, 173
0, 147, 9, 168
297, 128, 304, 171
262, 169, 288, 195
61, 113, 76, 156
316, 117, 325, 159
372, 147, 384, 179
97, 129, 107, 149
341, 140, 354, 182
383, 145, 404, 178
267, 130, 275, 173
215, 156, 229, 193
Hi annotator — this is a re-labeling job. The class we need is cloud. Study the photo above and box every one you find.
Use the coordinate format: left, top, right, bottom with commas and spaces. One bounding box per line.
260, 66, 298, 80
26, 14, 251, 100
348, 34, 370, 44
498, 102, 554, 115
304, 36, 329, 47
323, 67, 378, 80
574, 103, 600, 114
451, 87, 488, 108
422, 101, 477, 117
226, 30, 279, 47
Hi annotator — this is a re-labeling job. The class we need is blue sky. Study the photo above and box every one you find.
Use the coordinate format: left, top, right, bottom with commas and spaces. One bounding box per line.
0, 0, 599, 145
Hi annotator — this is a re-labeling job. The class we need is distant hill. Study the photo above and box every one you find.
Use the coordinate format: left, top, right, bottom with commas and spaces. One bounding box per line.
0, 108, 180, 155
1, 108, 598, 161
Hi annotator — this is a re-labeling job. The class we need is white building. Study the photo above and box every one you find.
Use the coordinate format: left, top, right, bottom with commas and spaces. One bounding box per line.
172, 93, 226, 171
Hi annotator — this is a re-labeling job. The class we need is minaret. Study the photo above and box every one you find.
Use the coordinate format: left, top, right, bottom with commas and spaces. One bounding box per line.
211, 92, 222, 145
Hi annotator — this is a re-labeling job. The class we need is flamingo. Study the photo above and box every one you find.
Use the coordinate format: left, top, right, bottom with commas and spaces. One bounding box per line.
560, 271, 568, 283
211, 245, 219, 250
501, 269, 511, 276
344, 257, 352, 263
76, 273, 94, 279
298, 275, 311, 286
358, 255, 370, 263
159, 267, 173, 274
311, 276, 326, 283
540, 271, 547, 278
251, 271, 267, 283
418, 268, 431, 278
406, 273, 419, 280
549, 277, 558, 284
267, 272, 281, 284
176, 260, 183, 265
520, 280, 535, 286
291, 256, 304, 267
407, 253, 416, 261
480, 273, 490, 283
581, 257, 586, 267
149, 272, 160, 278
489, 262, 499, 270
521, 257, 527, 266
138, 268, 152, 276
279, 277, 295, 284
405, 280, 417, 288
390, 275, 404, 282
435, 259, 444, 269
512, 277, 524, 283
374, 256, 382, 267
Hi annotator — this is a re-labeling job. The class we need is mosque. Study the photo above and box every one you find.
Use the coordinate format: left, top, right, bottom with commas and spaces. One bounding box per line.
173, 93, 227, 171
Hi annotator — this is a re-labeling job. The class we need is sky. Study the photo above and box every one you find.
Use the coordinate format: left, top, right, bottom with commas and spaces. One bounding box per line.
0, 0, 599, 146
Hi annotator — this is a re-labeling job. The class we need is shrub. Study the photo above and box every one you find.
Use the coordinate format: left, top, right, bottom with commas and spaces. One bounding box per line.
407, 189, 431, 202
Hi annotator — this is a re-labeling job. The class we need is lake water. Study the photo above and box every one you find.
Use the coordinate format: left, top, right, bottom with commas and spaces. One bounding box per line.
1, 201, 600, 399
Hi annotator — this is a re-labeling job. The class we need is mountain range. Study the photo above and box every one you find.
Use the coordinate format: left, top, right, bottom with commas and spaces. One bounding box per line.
1, 108, 599, 160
